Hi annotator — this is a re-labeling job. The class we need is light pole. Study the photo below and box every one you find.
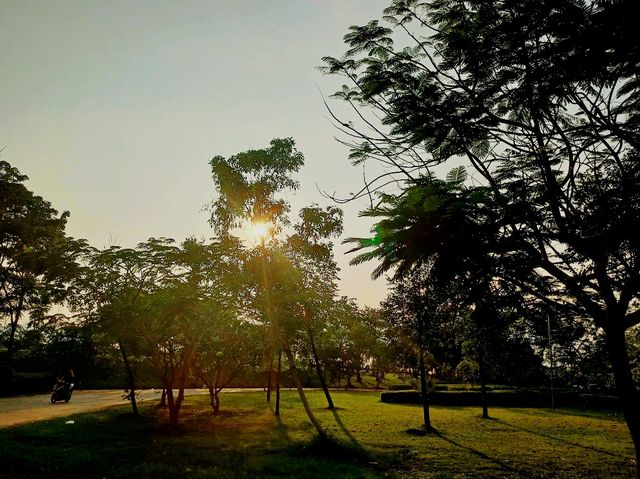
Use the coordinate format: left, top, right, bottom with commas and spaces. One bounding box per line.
547, 315, 555, 410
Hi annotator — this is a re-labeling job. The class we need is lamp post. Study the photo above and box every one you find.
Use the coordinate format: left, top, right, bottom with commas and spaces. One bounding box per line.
547, 315, 555, 410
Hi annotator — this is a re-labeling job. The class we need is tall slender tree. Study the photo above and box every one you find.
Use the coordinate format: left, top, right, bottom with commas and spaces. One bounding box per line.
209, 138, 328, 437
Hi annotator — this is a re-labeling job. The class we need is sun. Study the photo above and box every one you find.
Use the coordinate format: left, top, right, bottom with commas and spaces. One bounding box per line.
252, 222, 269, 240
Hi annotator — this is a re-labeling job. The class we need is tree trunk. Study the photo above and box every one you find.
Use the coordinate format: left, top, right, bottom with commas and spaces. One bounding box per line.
419, 347, 432, 431
5, 299, 24, 364
166, 387, 178, 426
266, 355, 273, 402
213, 392, 220, 414
306, 327, 335, 410
208, 387, 216, 413
160, 388, 167, 408
275, 349, 282, 416
174, 387, 185, 421
117, 339, 138, 416
283, 346, 326, 438
170, 348, 192, 425
6, 318, 18, 364
604, 324, 640, 477
478, 351, 489, 419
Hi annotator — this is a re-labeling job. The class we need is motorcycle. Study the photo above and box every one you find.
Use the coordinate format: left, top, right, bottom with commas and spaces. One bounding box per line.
50, 380, 74, 403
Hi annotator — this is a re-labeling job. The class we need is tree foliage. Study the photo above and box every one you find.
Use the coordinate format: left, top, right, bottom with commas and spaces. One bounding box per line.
0, 161, 82, 364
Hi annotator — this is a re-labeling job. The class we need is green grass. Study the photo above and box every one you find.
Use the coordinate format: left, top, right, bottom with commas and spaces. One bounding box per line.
0, 391, 635, 478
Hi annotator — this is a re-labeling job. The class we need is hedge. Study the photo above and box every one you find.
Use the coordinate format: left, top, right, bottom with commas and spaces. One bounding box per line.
380, 390, 620, 409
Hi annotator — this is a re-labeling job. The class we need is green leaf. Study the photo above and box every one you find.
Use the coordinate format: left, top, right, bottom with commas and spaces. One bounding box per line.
446, 166, 467, 186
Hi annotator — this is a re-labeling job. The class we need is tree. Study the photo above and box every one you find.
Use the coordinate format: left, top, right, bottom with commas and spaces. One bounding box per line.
194, 312, 257, 415
382, 267, 460, 430
209, 138, 328, 437
347, 171, 518, 418
182, 237, 254, 417
70, 238, 176, 415
323, 1, 640, 470
0, 161, 82, 365
285, 205, 343, 409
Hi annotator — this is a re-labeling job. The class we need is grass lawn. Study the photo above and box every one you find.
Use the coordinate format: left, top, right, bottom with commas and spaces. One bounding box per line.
0, 390, 635, 478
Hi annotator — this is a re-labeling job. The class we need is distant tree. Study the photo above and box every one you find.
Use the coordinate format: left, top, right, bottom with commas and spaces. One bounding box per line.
347, 172, 515, 418
324, 1, 640, 466
0, 161, 83, 365
138, 277, 195, 426
209, 138, 304, 236
382, 267, 461, 431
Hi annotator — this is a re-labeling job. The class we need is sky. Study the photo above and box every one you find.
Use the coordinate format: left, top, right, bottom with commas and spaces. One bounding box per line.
0, 0, 394, 306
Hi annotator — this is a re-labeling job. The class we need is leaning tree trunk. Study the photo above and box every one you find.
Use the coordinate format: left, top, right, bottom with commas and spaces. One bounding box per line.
306, 327, 335, 410
283, 346, 326, 438
478, 351, 489, 419
604, 323, 640, 478
275, 349, 282, 416
171, 352, 192, 426
117, 339, 138, 416
418, 347, 432, 431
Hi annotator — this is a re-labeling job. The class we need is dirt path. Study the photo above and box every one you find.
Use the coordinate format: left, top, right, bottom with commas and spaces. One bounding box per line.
0, 389, 209, 428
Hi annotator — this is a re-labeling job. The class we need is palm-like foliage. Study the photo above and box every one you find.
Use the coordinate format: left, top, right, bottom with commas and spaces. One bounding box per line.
345, 170, 499, 284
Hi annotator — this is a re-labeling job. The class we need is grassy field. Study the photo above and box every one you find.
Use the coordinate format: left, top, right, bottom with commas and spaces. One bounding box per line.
0, 390, 635, 478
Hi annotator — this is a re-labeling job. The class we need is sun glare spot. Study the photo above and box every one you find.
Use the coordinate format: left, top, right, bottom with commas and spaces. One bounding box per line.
252, 222, 269, 240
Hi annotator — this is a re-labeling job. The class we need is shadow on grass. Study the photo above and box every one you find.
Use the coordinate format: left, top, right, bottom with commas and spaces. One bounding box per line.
330, 409, 366, 451
0, 409, 156, 478
0, 399, 409, 479
430, 428, 524, 475
494, 418, 628, 459
275, 416, 291, 442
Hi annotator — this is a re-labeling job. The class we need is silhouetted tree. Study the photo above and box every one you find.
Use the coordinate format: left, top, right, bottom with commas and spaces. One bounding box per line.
0, 161, 83, 365
324, 1, 640, 469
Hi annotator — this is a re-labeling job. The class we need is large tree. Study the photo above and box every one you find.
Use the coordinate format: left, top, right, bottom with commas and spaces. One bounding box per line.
0, 161, 82, 365
323, 0, 640, 470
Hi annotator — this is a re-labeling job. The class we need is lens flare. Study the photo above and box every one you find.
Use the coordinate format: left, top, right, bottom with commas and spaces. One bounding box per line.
253, 222, 269, 240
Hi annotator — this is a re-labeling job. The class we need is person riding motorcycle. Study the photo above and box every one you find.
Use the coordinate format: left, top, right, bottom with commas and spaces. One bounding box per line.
51, 369, 75, 403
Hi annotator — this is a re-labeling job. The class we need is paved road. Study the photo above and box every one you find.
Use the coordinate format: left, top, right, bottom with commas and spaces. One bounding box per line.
0, 389, 209, 428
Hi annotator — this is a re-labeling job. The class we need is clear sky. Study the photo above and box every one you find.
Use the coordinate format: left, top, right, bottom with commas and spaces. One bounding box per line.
0, 0, 394, 306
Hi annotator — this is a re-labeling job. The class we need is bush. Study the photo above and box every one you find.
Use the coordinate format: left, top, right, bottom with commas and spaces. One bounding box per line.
0, 371, 52, 396
388, 384, 414, 391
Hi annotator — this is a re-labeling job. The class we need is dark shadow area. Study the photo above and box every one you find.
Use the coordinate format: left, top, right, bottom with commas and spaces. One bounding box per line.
431, 429, 523, 475
495, 418, 628, 459
0, 409, 156, 478
292, 434, 370, 462
330, 409, 365, 451
275, 416, 292, 443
